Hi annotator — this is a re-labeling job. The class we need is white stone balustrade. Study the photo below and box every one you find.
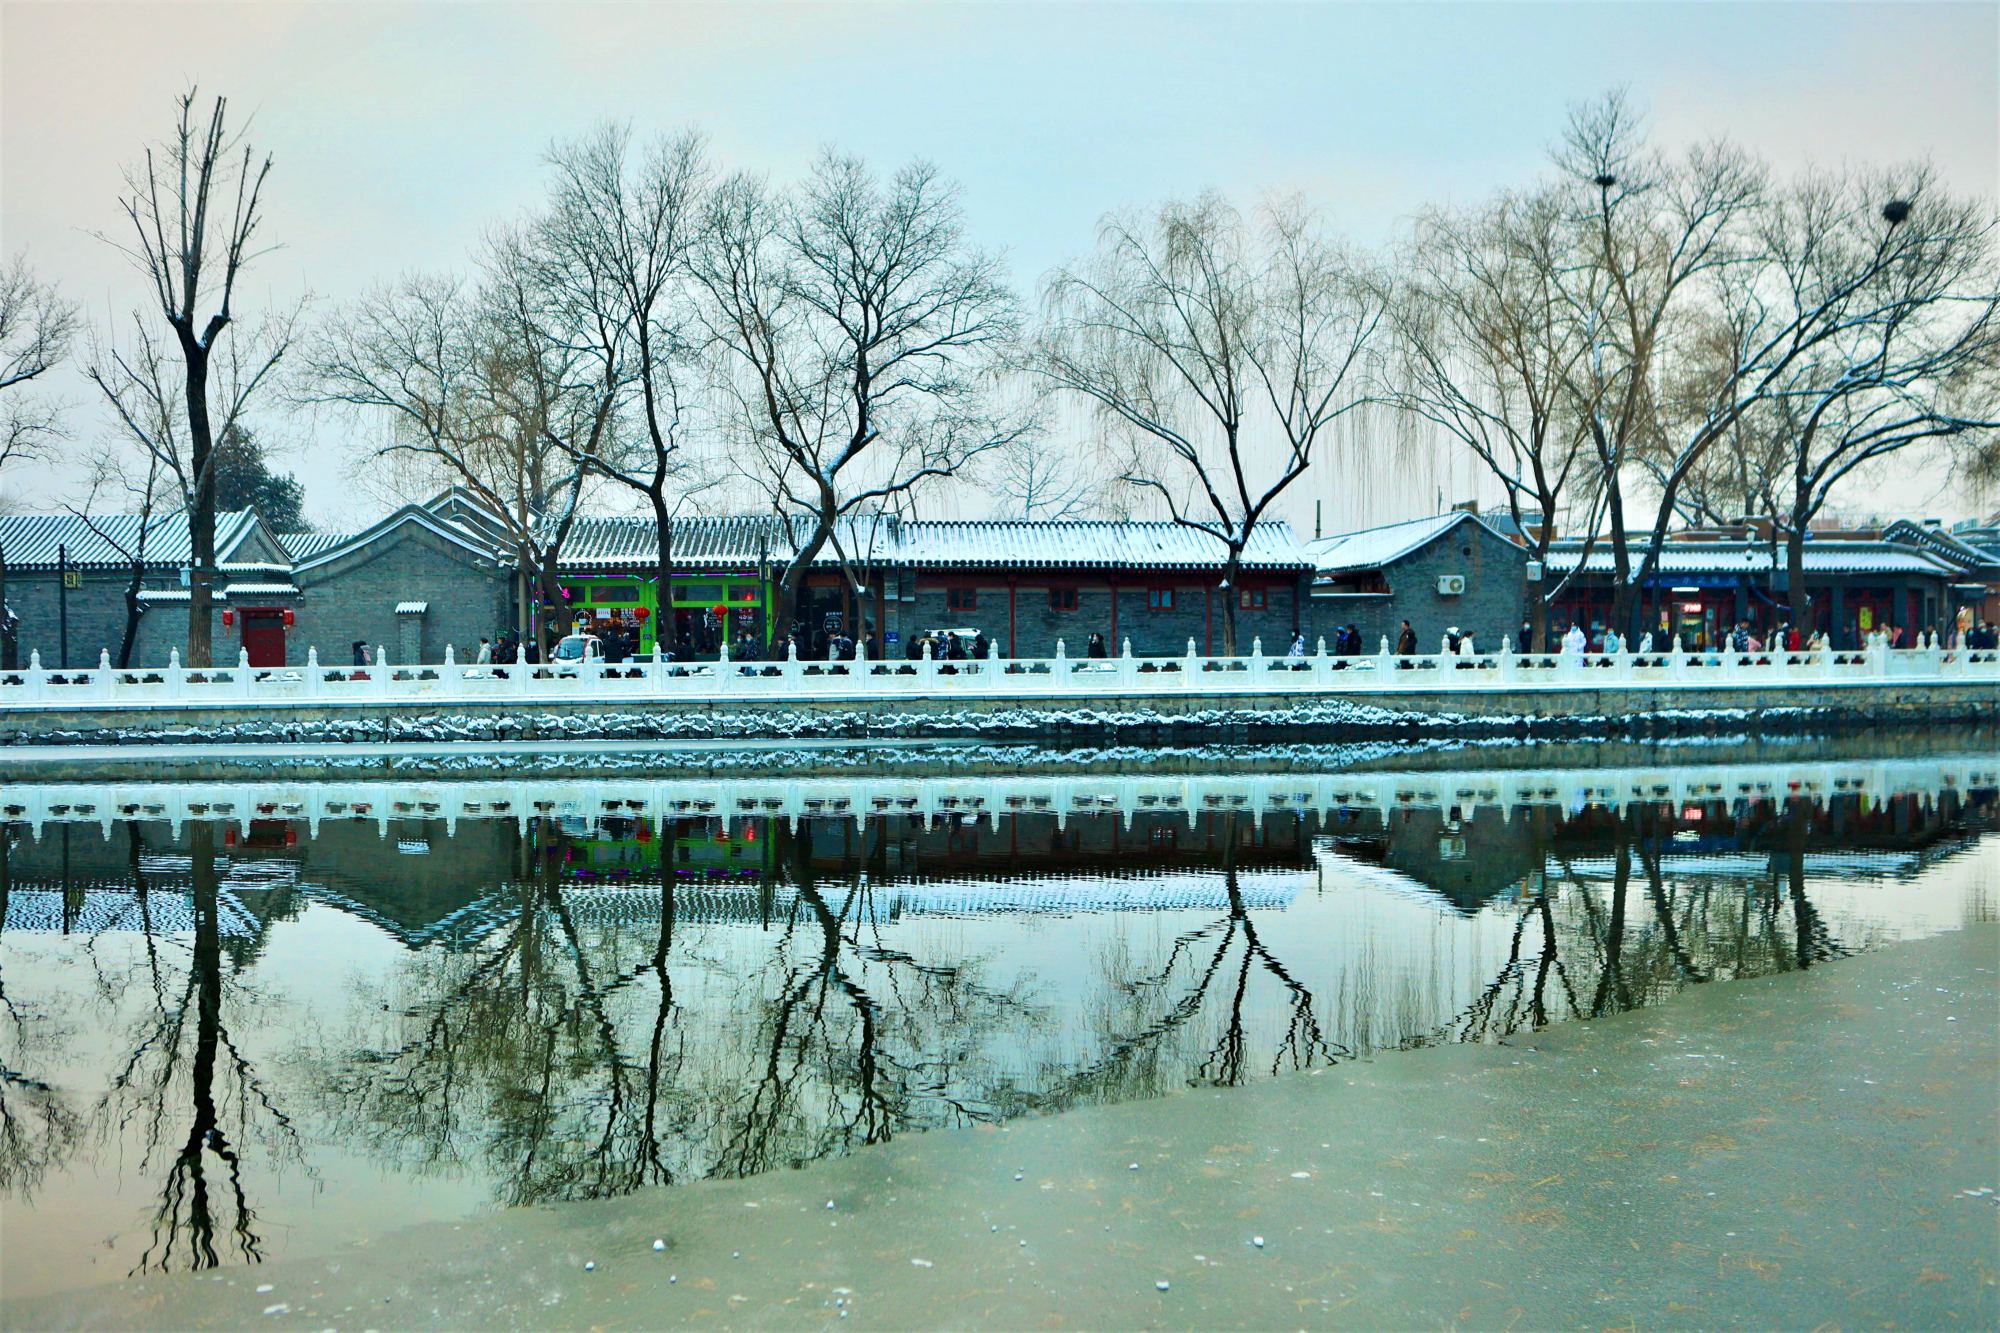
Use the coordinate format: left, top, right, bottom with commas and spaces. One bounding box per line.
0, 637, 1993, 712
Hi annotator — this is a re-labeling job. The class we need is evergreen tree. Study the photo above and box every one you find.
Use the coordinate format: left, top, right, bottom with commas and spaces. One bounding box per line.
213, 427, 309, 532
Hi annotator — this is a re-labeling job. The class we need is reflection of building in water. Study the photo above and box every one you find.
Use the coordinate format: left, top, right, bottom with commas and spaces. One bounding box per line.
1316, 787, 2000, 914
5, 781, 1992, 945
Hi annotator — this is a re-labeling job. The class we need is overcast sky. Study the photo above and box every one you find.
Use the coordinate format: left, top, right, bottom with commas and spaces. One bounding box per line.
3, 1, 1995, 532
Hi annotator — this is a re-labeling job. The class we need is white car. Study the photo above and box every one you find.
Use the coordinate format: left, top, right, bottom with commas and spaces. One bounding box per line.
551, 634, 605, 675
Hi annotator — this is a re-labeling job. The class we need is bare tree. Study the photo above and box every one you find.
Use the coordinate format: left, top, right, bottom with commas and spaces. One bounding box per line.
1546, 93, 1767, 640
1387, 189, 1602, 650
1, 256, 80, 665
1038, 194, 1381, 654
66, 442, 172, 668
0, 254, 79, 495
98, 90, 285, 667
985, 434, 1103, 521
537, 124, 715, 610
698, 153, 1025, 639
1544, 93, 1997, 641
1746, 171, 2000, 633
86, 308, 297, 661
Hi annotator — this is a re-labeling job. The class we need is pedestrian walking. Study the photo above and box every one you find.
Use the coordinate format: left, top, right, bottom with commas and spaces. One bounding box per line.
1395, 620, 1416, 655
351, 641, 370, 667
1561, 621, 1587, 663
476, 637, 492, 664
1087, 632, 1107, 658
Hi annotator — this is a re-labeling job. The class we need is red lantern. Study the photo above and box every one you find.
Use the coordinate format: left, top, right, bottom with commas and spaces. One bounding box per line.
281, 608, 295, 627
712, 603, 727, 617
222, 609, 235, 627
284, 826, 298, 847
633, 606, 649, 622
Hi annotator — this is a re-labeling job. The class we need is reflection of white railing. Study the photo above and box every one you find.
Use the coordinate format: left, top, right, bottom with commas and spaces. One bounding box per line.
2, 632, 1995, 713
3, 755, 1991, 837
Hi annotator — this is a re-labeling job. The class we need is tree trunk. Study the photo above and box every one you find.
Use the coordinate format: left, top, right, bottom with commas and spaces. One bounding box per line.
0, 542, 14, 670
118, 560, 144, 669
774, 508, 835, 651
182, 346, 216, 668
650, 488, 675, 657
1219, 549, 1243, 657
1786, 521, 1809, 635
1529, 576, 1549, 654
1604, 482, 1635, 641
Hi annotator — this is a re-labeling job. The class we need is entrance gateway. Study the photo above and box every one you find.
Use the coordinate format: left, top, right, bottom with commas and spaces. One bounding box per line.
558, 573, 768, 659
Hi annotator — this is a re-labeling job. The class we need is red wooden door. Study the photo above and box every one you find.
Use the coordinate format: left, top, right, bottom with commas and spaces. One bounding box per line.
241, 611, 287, 667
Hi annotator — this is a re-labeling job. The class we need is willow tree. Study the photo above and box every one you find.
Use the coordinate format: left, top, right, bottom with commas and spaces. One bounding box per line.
537, 124, 714, 610
1037, 194, 1381, 655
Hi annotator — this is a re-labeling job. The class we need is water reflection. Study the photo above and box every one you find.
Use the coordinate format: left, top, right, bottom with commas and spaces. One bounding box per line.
1, 756, 1994, 1297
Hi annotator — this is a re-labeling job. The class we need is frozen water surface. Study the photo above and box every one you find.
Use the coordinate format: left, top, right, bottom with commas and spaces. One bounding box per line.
0, 740, 1993, 1325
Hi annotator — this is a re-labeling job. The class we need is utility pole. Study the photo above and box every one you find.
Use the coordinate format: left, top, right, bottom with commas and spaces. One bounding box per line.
57, 542, 69, 670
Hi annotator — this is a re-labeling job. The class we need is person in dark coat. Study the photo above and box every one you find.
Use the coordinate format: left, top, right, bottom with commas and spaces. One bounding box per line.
1395, 620, 1417, 655
1086, 633, 1108, 658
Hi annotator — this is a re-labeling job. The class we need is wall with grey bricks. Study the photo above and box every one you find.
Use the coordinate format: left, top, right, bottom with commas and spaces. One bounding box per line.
1306, 522, 1527, 655
1, 572, 215, 668
900, 574, 1308, 658
295, 524, 512, 666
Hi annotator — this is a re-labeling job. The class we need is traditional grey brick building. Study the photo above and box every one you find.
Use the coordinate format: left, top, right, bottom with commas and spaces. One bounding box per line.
5, 492, 1543, 666
0, 510, 297, 668
1305, 511, 1528, 654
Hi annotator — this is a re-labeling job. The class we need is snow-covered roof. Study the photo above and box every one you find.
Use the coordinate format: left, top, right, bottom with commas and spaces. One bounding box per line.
280, 531, 348, 560
557, 514, 894, 570
291, 504, 506, 573
395, 600, 429, 615
1882, 520, 2000, 572
1545, 540, 1961, 577
1306, 512, 1508, 575
0, 510, 262, 572
896, 520, 1310, 570
224, 582, 300, 597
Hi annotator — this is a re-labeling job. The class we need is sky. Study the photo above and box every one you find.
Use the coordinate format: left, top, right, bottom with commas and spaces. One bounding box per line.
2, 0, 1996, 535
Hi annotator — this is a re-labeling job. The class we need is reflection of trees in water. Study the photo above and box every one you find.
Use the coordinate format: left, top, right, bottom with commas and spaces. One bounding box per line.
1444, 801, 1847, 1043
0, 824, 85, 1199
77, 823, 304, 1274
1052, 813, 1344, 1102
315, 818, 1046, 1203
10, 790, 1971, 1245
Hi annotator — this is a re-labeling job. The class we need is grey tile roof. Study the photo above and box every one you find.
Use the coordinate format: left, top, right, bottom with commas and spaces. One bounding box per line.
0, 511, 259, 571
1305, 513, 1495, 574
279, 531, 349, 560
557, 514, 896, 570
896, 520, 1309, 570
1546, 540, 1961, 577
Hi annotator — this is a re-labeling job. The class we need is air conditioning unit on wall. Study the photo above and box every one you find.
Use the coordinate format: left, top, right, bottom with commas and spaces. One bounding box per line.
1436, 574, 1467, 596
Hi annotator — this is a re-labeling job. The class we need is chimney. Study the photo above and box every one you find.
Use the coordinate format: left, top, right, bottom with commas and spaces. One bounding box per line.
1451, 499, 1480, 515
1924, 517, 1943, 528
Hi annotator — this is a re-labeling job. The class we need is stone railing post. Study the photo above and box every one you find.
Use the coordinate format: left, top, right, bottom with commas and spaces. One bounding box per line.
238, 647, 255, 698
1497, 635, 1515, 682
1119, 636, 1135, 690
1312, 635, 1331, 689
305, 646, 323, 698
1053, 638, 1068, 693
94, 649, 114, 700
163, 648, 182, 702
1185, 637, 1199, 689
1872, 633, 1891, 677
441, 643, 459, 694
920, 636, 937, 691
378, 645, 392, 699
